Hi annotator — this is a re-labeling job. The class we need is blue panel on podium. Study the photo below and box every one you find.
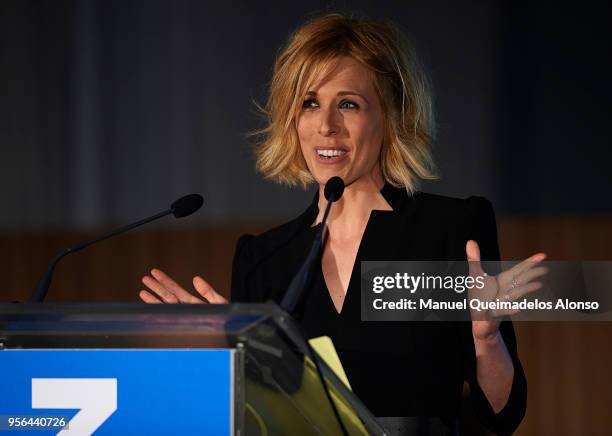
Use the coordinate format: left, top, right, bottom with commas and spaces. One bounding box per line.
0, 349, 234, 435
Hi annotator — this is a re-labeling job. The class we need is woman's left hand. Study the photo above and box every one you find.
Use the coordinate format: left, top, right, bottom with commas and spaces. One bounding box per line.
466, 240, 547, 340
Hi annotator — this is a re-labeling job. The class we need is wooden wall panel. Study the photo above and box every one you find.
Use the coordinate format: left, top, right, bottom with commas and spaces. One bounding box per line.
1, 225, 266, 303
498, 217, 612, 435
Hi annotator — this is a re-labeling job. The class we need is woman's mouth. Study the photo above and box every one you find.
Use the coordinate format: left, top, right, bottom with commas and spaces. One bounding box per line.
315, 148, 348, 164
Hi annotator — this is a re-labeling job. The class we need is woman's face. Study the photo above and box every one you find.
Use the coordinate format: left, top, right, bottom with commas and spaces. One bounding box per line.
296, 56, 385, 189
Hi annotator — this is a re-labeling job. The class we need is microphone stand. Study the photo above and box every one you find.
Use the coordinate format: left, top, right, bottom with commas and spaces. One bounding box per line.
279, 176, 349, 436
29, 194, 203, 303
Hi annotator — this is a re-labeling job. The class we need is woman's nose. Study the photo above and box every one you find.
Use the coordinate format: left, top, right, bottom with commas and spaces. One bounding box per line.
318, 107, 341, 136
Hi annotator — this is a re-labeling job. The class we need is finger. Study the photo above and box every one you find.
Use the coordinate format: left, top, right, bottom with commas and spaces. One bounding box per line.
499, 264, 548, 293
150, 269, 200, 303
139, 289, 163, 304
515, 266, 549, 286
505, 252, 547, 278
142, 275, 179, 304
193, 276, 227, 304
466, 240, 486, 278
490, 281, 544, 318
504, 281, 543, 300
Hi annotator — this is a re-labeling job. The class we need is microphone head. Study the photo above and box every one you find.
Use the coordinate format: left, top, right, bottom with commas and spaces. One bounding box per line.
171, 194, 204, 218
324, 176, 345, 202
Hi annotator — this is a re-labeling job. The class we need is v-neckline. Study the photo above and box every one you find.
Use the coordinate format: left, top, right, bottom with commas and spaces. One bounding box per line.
306, 183, 406, 315
319, 227, 365, 315
319, 209, 389, 315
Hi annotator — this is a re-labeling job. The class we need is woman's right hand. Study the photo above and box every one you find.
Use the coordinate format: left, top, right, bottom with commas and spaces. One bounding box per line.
139, 268, 228, 304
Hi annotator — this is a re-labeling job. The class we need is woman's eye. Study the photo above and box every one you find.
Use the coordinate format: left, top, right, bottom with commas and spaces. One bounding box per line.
339, 100, 359, 110
302, 99, 319, 109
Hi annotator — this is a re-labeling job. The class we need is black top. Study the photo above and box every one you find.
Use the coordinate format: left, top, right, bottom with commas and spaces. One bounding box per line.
231, 183, 527, 435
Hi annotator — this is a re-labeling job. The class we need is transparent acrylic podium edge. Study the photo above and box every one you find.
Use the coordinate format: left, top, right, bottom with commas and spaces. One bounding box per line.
0, 303, 387, 435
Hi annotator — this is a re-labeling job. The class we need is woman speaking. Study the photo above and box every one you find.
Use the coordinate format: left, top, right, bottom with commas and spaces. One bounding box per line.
140, 14, 546, 435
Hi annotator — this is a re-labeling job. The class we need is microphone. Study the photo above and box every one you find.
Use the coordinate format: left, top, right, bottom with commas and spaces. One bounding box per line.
280, 176, 344, 313
279, 176, 349, 435
28, 194, 204, 303
323, 175, 344, 203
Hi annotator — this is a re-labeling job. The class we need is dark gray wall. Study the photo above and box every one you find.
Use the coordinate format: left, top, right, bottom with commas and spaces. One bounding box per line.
1, 0, 610, 230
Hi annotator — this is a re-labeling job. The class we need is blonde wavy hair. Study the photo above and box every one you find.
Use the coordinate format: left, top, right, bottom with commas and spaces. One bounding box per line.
254, 13, 437, 191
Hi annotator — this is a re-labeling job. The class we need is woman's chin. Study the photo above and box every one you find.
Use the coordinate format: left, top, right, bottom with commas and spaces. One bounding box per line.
312, 169, 349, 186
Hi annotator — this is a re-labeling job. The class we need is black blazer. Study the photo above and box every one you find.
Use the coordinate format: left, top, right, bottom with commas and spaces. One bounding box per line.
231, 183, 527, 435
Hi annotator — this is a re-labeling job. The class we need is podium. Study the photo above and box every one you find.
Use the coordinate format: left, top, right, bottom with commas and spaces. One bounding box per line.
0, 303, 387, 435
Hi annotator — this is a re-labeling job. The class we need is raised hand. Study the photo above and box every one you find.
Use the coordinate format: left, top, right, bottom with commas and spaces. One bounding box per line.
466, 240, 547, 339
139, 268, 228, 304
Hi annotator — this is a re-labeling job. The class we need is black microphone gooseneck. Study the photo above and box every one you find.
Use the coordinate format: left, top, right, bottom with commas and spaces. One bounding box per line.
280, 176, 344, 313
29, 194, 204, 303
279, 176, 349, 436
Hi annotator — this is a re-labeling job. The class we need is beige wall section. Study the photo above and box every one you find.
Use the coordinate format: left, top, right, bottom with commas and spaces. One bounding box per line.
2, 217, 612, 434
499, 218, 612, 436
2, 226, 265, 303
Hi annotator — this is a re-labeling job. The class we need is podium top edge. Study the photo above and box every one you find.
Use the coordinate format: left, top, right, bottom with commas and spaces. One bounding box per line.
0, 302, 280, 316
